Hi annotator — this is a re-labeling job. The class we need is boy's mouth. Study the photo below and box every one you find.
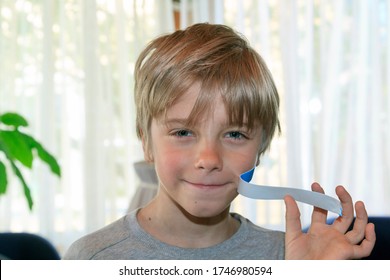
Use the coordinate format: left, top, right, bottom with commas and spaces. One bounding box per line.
184, 180, 230, 189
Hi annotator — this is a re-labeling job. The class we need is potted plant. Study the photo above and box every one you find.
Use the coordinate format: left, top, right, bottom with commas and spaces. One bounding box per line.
0, 112, 61, 210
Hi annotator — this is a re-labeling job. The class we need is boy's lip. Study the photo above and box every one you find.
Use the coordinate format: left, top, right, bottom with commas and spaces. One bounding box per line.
184, 180, 230, 188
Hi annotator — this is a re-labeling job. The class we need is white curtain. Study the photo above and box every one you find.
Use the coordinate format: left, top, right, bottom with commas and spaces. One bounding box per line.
0, 0, 174, 255
1, 0, 389, 256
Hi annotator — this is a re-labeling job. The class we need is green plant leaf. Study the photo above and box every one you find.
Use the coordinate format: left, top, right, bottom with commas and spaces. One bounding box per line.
10, 160, 33, 210
0, 130, 33, 168
0, 160, 7, 194
35, 143, 61, 176
0, 112, 29, 128
21, 133, 61, 177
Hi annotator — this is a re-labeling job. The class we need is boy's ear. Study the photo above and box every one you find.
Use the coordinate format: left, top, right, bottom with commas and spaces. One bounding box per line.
255, 153, 261, 166
140, 130, 154, 162
255, 148, 262, 166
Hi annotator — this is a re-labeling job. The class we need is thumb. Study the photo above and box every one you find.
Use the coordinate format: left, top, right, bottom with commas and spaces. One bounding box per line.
284, 195, 302, 240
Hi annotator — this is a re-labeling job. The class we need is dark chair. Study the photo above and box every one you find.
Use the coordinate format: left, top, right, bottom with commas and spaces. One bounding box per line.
0, 232, 61, 260
363, 217, 390, 260
303, 216, 390, 260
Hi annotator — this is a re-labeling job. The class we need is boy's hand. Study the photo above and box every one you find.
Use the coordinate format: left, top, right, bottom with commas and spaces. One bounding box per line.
284, 183, 376, 259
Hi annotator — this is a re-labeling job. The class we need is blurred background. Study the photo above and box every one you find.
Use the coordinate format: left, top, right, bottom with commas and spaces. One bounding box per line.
0, 0, 389, 256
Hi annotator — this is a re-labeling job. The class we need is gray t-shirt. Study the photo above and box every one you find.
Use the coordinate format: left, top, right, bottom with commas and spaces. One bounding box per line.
63, 210, 285, 260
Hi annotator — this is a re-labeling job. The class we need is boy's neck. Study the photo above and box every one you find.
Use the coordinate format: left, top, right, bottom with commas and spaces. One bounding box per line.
136, 193, 240, 248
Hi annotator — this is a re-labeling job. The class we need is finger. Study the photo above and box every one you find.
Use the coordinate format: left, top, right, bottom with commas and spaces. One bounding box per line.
352, 223, 376, 259
332, 185, 354, 233
310, 182, 328, 225
345, 201, 368, 244
284, 195, 302, 241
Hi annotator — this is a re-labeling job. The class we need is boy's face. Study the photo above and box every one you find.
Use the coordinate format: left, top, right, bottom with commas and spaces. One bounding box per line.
147, 84, 262, 218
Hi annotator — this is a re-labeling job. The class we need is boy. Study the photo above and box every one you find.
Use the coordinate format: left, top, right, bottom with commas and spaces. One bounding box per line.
64, 23, 375, 259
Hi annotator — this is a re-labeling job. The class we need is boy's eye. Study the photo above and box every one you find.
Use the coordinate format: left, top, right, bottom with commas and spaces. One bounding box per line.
226, 131, 247, 139
174, 130, 193, 137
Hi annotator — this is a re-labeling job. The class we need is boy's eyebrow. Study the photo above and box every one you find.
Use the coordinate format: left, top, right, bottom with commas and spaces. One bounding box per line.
163, 117, 253, 130
161, 118, 191, 126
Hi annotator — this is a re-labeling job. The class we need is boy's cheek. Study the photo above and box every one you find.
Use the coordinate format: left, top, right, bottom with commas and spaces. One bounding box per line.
228, 150, 259, 174
154, 148, 188, 168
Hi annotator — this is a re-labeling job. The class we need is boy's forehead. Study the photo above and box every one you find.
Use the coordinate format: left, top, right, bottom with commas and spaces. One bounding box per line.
167, 83, 203, 118
161, 82, 218, 123
162, 98, 217, 127
159, 99, 255, 129
155, 81, 260, 129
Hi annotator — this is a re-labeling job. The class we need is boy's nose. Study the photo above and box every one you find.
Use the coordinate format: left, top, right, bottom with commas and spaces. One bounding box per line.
194, 141, 223, 172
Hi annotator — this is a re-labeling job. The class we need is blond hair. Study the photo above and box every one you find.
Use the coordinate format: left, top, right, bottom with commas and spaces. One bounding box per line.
135, 23, 280, 159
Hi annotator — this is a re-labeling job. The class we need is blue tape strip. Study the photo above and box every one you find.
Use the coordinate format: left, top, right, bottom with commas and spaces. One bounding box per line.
239, 168, 342, 216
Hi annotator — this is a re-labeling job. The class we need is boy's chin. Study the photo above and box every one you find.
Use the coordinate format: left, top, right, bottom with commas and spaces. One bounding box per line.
180, 204, 231, 222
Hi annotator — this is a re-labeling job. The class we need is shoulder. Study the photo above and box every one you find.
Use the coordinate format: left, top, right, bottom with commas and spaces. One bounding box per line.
230, 213, 285, 259
238, 213, 284, 239
63, 214, 133, 260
